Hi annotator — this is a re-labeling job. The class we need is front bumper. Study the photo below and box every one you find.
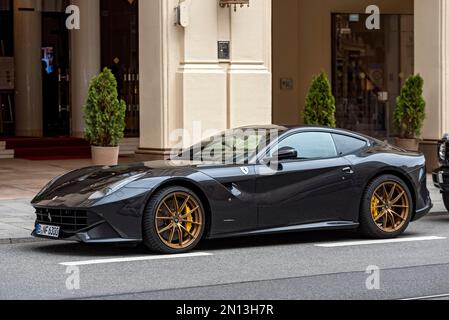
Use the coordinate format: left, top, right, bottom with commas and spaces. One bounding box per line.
31, 224, 141, 244
432, 168, 449, 192
413, 197, 433, 221
31, 190, 149, 243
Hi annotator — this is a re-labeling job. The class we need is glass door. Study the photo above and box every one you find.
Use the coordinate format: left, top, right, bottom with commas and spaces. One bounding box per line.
332, 14, 414, 139
101, 0, 139, 138
0, 0, 14, 136
41, 11, 70, 137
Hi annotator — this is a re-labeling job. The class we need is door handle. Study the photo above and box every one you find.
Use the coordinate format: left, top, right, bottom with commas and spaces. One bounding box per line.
342, 167, 354, 174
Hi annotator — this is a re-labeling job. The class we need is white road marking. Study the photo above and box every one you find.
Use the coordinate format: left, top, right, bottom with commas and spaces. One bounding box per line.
401, 293, 449, 301
59, 252, 213, 266
315, 236, 447, 248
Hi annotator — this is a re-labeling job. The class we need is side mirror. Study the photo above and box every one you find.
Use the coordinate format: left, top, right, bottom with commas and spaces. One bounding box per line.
272, 147, 298, 161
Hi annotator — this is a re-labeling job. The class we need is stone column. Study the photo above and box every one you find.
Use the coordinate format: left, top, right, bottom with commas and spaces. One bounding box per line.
414, 0, 449, 169
178, 0, 227, 145
137, 0, 272, 160
440, 0, 449, 137
415, 0, 443, 140
228, 0, 272, 128
137, 0, 227, 160
70, 0, 101, 137
137, 0, 168, 158
13, 0, 43, 137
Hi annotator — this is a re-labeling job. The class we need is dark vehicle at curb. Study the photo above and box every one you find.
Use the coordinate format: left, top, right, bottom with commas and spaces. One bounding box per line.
432, 134, 449, 211
32, 126, 432, 254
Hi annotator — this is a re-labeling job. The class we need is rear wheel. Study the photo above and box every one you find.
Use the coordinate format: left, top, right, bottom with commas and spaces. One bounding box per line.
359, 175, 413, 239
143, 187, 205, 254
443, 192, 449, 212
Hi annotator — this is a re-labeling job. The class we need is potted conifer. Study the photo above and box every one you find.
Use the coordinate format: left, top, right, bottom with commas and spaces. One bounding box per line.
304, 72, 337, 127
84, 68, 126, 166
393, 74, 426, 151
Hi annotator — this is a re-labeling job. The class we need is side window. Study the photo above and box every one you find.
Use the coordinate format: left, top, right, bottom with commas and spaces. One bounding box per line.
332, 134, 367, 155
271, 132, 338, 160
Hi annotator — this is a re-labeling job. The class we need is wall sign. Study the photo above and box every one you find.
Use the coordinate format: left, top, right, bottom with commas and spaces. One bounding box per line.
218, 41, 230, 60
280, 78, 294, 90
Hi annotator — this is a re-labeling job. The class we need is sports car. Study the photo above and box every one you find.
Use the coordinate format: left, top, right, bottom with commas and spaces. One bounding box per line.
32, 126, 432, 253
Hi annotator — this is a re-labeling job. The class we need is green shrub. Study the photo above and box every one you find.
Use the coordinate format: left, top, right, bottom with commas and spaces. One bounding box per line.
394, 74, 426, 139
304, 72, 336, 128
84, 68, 126, 147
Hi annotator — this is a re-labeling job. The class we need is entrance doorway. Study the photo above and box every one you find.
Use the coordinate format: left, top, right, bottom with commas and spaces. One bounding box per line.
332, 14, 414, 139
41, 12, 70, 137
0, 0, 14, 137
100, 0, 139, 138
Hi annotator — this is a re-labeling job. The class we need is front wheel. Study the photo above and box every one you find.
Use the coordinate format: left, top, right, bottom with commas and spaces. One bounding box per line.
359, 175, 413, 239
142, 187, 205, 254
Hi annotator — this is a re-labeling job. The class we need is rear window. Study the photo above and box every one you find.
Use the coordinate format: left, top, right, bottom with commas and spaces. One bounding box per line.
332, 134, 367, 155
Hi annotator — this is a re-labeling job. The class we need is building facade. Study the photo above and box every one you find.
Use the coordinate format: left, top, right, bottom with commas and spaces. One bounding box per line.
1, 0, 449, 165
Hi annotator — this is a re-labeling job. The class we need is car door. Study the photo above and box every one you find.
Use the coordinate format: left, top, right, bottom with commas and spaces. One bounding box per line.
255, 131, 356, 228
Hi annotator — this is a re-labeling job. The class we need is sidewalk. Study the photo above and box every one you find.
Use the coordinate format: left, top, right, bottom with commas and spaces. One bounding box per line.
0, 157, 447, 243
0, 158, 135, 243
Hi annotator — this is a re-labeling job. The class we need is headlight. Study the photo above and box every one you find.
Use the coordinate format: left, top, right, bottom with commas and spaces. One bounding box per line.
88, 173, 146, 200
36, 174, 64, 197
439, 143, 447, 161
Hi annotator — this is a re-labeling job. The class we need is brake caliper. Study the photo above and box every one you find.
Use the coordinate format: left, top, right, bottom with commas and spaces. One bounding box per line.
371, 196, 380, 218
184, 206, 193, 235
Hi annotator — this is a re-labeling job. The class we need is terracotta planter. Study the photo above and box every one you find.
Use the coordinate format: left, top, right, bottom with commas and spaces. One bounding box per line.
394, 138, 420, 152
91, 146, 120, 166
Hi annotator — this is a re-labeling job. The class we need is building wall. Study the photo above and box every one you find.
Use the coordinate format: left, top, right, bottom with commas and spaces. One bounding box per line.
138, 0, 272, 158
272, 0, 414, 126
415, 0, 443, 141
9, 0, 449, 167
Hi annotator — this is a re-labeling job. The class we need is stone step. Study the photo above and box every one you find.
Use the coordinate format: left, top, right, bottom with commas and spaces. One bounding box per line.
0, 149, 14, 159
120, 138, 139, 156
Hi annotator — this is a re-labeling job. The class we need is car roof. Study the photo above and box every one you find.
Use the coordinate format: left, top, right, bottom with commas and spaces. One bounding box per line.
238, 125, 371, 141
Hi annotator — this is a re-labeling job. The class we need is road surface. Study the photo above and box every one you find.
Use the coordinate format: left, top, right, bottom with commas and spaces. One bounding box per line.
1, 212, 449, 300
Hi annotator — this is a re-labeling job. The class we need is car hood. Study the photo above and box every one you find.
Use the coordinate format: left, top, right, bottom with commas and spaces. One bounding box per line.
31, 160, 219, 207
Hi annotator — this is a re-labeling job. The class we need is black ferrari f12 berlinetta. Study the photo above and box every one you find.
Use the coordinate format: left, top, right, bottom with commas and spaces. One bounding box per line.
32, 126, 432, 253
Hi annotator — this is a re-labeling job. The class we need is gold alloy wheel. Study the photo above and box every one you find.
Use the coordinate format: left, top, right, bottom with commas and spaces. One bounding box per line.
155, 192, 203, 249
370, 181, 410, 233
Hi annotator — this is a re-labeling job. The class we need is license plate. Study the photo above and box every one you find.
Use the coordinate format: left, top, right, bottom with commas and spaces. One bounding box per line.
439, 172, 444, 184
36, 224, 60, 238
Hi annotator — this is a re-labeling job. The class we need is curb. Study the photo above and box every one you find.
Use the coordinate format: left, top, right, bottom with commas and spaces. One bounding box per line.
0, 237, 50, 245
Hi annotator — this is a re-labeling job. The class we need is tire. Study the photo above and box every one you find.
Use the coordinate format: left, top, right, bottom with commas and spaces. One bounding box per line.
143, 186, 206, 254
359, 175, 413, 239
443, 192, 449, 212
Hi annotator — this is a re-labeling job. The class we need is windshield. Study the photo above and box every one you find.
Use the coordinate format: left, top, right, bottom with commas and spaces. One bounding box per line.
174, 128, 284, 164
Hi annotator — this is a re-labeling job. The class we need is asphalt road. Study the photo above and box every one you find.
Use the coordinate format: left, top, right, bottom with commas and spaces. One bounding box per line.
1, 212, 449, 300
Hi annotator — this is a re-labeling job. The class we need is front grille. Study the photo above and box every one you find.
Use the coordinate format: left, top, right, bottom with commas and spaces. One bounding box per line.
442, 174, 449, 184
36, 208, 88, 232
